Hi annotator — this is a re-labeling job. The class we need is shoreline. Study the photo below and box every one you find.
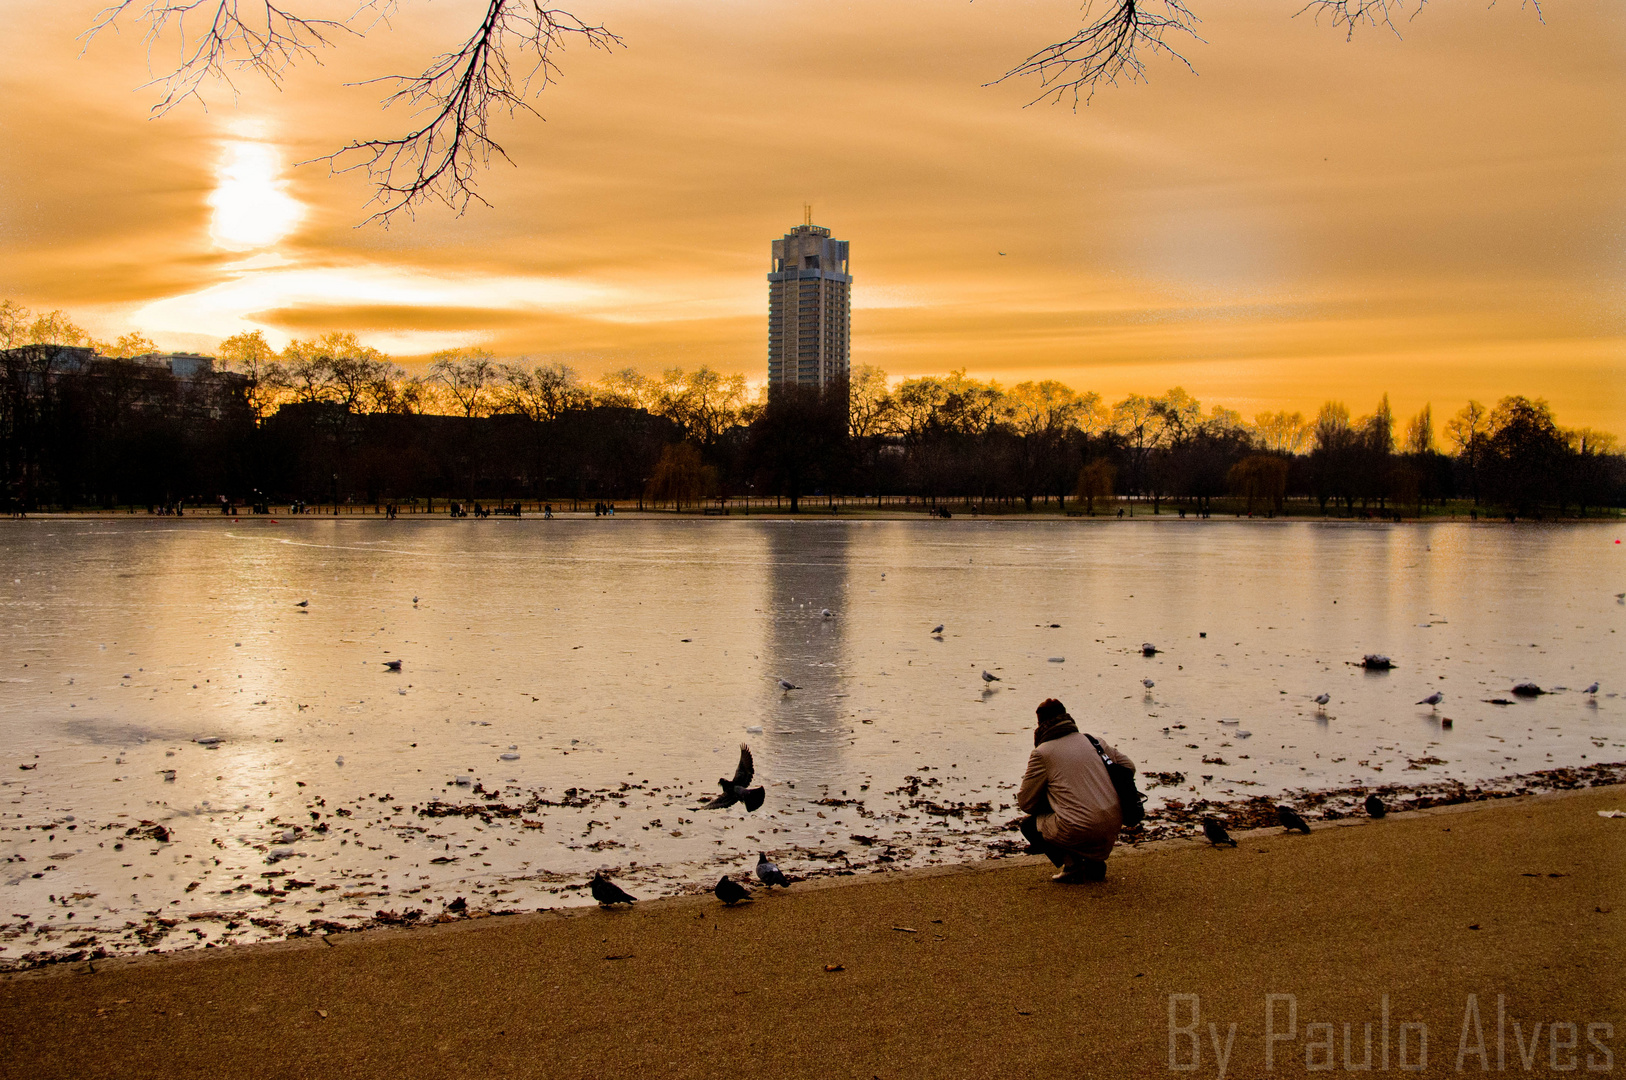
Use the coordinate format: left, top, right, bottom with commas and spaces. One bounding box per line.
2, 784, 1621, 1079
4, 508, 1622, 523
5, 760, 1620, 975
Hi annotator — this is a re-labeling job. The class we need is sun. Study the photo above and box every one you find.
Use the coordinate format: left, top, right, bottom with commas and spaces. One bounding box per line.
208, 140, 303, 251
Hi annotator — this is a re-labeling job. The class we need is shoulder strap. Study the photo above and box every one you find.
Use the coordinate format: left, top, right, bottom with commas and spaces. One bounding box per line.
1083, 732, 1114, 766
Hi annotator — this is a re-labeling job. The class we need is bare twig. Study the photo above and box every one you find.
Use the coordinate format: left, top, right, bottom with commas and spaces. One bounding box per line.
80, 1, 368, 114
1296, 0, 1543, 40
314, 0, 622, 226
991, 0, 1203, 108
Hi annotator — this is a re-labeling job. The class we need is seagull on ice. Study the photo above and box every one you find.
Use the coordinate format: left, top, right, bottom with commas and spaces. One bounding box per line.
383, 659, 403, 672
778, 678, 800, 692
931, 624, 944, 636
1364, 794, 1387, 819
295, 600, 309, 608
820, 608, 833, 618
982, 670, 1000, 683
1313, 692, 1331, 708
701, 744, 765, 812
1202, 818, 1237, 847
1142, 678, 1155, 692
755, 853, 790, 888
1417, 692, 1443, 710
589, 872, 636, 906
1277, 805, 1312, 834
1582, 682, 1599, 695
715, 875, 753, 905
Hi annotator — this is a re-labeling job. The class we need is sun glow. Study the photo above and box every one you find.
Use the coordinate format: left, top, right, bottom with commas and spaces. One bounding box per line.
207, 140, 303, 251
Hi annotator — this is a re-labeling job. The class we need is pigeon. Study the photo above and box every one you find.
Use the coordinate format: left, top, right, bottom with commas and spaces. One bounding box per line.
981, 670, 1000, 683
715, 875, 752, 905
778, 679, 800, 692
1417, 692, 1443, 709
295, 600, 309, 608
1277, 805, 1311, 834
1142, 643, 1158, 656
1364, 794, 1387, 819
1582, 682, 1599, 695
1201, 817, 1237, 847
702, 744, 765, 812
1313, 693, 1330, 707
820, 608, 833, 618
589, 872, 636, 906
383, 659, 403, 672
931, 624, 944, 635
1142, 678, 1155, 691
755, 853, 790, 888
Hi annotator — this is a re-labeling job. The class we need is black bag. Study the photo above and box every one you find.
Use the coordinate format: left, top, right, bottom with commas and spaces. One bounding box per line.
1085, 733, 1146, 829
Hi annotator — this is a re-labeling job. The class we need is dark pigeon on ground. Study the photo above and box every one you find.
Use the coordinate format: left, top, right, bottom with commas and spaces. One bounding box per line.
1277, 805, 1311, 834
295, 600, 309, 607
702, 744, 765, 812
590, 872, 636, 907
383, 659, 402, 671
755, 853, 790, 888
1201, 817, 1237, 848
1365, 794, 1387, 819
715, 875, 752, 906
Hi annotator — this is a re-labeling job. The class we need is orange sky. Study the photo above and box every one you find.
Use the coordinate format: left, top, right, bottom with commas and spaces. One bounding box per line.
1, 0, 1621, 430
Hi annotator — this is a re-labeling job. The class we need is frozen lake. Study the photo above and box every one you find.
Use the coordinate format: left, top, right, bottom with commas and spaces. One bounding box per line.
2, 516, 1622, 962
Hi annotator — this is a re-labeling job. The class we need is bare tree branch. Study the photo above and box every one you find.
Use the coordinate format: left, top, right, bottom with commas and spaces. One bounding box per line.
1295, 0, 1543, 41
991, 0, 1203, 108
81, 0, 368, 114
314, 0, 622, 226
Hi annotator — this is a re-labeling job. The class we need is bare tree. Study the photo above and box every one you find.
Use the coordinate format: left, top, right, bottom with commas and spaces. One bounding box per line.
429, 346, 498, 416
994, 0, 1202, 107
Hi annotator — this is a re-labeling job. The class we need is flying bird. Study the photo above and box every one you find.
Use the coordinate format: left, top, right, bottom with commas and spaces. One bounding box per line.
715, 875, 753, 905
778, 678, 800, 692
589, 872, 636, 906
1277, 805, 1311, 834
755, 853, 790, 888
1364, 794, 1387, 819
1582, 682, 1599, 695
1313, 693, 1331, 707
1202, 817, 1237, 848
931, 624, 944, 635
702, 744, 766, 812
1417, 692, 1443, 709
383, 659, 403, 672
982, 670, 1000, 683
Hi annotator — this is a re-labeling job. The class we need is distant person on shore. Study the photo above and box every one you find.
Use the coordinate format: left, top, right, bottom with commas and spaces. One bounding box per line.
1016, 698, 1135, 883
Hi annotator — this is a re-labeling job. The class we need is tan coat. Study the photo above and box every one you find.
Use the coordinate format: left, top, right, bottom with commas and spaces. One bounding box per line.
1017, 732, 1136, 861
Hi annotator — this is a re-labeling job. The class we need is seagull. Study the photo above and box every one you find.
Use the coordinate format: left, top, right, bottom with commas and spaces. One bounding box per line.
1364, 794, 1387, 819
383, 660, 403, 672
1582, 682, 1599, 695
1142, 678, 1155, 692
1313, 692, 1331, 708
931, 624, 944, 636
981, 670, 1000, 683
715, 875, 753, 905
1417, 692, 1443, 710
755, 853, 790, 888
589, 872, 636, 906
702, 744, 765, 812
1142, 643, 1158, 656
1276, 805, 1311, 834
820, 608, 833, 618
1202, 817, 1237, 848
295, 600, 309, 608
778, 678, 800, 692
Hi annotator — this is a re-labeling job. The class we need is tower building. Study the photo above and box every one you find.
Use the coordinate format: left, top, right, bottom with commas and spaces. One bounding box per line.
767, 217, 850, 390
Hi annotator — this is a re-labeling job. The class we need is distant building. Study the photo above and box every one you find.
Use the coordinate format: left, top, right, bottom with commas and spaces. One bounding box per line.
129, 352, 217, 378
768, 219, 850, 391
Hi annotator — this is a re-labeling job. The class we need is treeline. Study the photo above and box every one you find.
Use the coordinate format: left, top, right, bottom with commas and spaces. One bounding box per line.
2, 307, 1622, 515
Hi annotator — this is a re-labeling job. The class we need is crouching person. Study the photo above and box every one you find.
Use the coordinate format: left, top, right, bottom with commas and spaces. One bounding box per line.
1017, 697, 1135, 883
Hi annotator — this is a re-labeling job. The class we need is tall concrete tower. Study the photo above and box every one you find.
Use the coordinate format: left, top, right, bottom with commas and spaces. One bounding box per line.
768, 218, 850, 391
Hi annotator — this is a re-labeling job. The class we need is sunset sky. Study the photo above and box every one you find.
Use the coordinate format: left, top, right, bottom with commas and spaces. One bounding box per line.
1, 0, 1621, 429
